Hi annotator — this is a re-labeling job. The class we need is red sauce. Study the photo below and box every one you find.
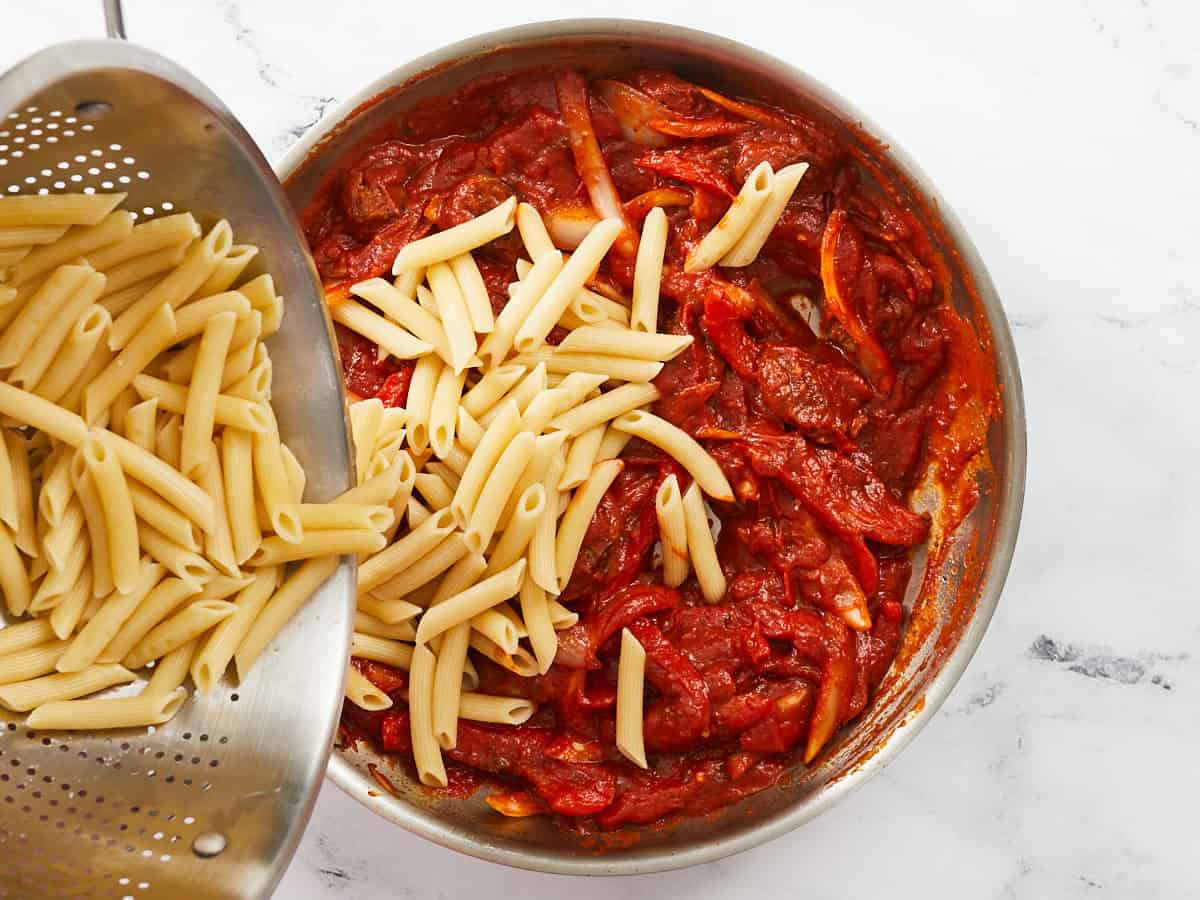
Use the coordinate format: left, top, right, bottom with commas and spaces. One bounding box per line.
305, 67, 997, 829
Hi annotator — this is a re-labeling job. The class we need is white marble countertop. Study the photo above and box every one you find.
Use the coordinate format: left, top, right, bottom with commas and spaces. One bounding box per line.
9, 1, 1199, 896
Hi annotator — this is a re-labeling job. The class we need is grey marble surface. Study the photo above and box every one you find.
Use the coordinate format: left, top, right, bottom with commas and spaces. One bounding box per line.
7, 1, 1198, 896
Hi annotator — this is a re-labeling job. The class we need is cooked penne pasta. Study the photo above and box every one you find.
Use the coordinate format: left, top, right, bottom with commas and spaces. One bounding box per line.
49, 567, 94, 639
10, 270, 107, 391
404, 352, 441, 453
518, 578, 557, 674
85, 302, 178, 424
407, 643, 447, 787
512, 348, 663, 384
10, 211, 133, 286
190, 566, 279, 694
221, 428, 261, 563
413, 472, 455, 511
336, 451, 414, 507
463, 431, 535, 554
345, 665, 393, 711
85, 211, 199, 270
656, 475, 691, 588
555, 459, 623, 588
0, 619, 56, 657
450, 400, 521, 529
0, 431, 18, 532
144, 638, 196, 698
298, 502, 392, 532
56, 560, 164, 673
431, 621, 469, 748
0, 264, 96, 369
513, 218, 622, 353
448, 252, 495, 333
469, 631, 538, 678
0, 639, 69, 684
547, 382, 660, 437
0, 192, 126, 228
123, 397, 158, 452
516, 201, 556, 261
457, 691, 534, 724
354, 611, 417, 641
685, 161, 774, 272
330, 297, 433, 360
612, 410, 734, 501
100, 429, 215, 534
350, 398, 385, 485
97, 577, 199, 665
413, 560, 526, 646
547, 597, 578, 629
251, 528, 385, 566
477, 251, 562, 367
487, 484, 546, 577
27, 687, 187, 730
180, 311, 237, 476
76, 432, 140, 593
109, 220, 233, 349
357, 594, 425, 625
616, 628, 648, 768
195, 243, 258, 296
460, 364, 525, 419
556, 326, 692, 361
721, 162, 809, 266
0, 526, 31, 616
528, 451, 566, 594
72, 469, 113, 598
358, 507, 456, 593
132, 374, 269, 433
350, 277, 452, 364
0, 664, 136, 712
559, 424, 606, 490
351, 632, 414, 671
138, 523, 215, 588
426, 261, 476, 373
251, 409, 302, 543
234, 555, 340, 680
682, 483, 727, 604
631, 206, 668, 332
392, 196, 517, 274
123, 599, 237, 670
429, 365, 467, 459
4, 432, 36, 556
195, 445, 239, 577
470, 607, 521, 655
595, 424, 632, 463
0, 224, 67, 248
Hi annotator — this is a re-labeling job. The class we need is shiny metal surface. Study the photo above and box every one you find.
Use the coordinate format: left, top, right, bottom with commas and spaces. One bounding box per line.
279, 19, 1026, 876
0, 40, 354, 899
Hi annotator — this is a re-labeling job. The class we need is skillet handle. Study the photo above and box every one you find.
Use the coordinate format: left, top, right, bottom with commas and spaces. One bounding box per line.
103, 0, 127, 39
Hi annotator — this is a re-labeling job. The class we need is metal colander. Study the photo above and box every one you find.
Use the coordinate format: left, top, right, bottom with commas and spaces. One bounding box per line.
0, 32, 354, 900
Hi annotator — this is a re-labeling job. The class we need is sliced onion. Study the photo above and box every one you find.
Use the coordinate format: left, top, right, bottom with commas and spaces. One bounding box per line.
594, 79, 673, 147
544, 202, 601, 251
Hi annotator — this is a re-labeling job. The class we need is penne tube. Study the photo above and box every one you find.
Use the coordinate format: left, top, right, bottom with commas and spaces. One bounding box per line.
298, 502, 393, 532
221, 428, 261, 563
350, 277, 453, 364
598, 424, 633, 464
350, 398, 385, 485
496, 431, 566, 531
0, 639, 69, 684
234, 555, 340, 680
556, 326, 692, 361
518, 387, 568, 435
463, 431, 535, 553
169, 290, 252, 341
351, 632, 414, 670
144, 637, 196, 698
461, 364, 525, 419
547, 597, 579, 629
196, 445, 239, 577
432, 622, 469, 748
109, 220, 232, 349
405, 352, 441, 453
4, 432, 36, 556
122, 599, 236, 670
190, 566, 279, 694
555, 459, 623, 588
450, 400, 522, 528
0, 192, 125, 228
426, 261, 476, 373
721, 162, 810, 266
0, 526, 31, 616
123, 397, 158, 452
251, 408, 302, 543
612, 410, 734, 501
56, 560, 164, 672
0, 432, 16, 532
250, 528, 386, 566
656, 475, 691, 587
38, 447, 75, 527
477, 251, 563, 367
407, 643, 447, 787
128, 480, 199, 553
34, 304, 110, 405
0, 619, 57, 657
429, 365, 467, 460
138, 523, 215, 589
0, 663, 136, 713
345, 665, 393, 711
528, 451, 566, 594
0, 224, 68, 248
512, 348, 663, 384
685, 161, 774, 272
631, 206, 668, 332
10, 211, 134, 286
86, 211, 199, 270
458, 691, 535, 725
354, 611, 417, 641
48, 567, 93, 639
281, 444, 306, 504
559, 424, 606, 490
455, 408, 483, 454
99, 429, 215, 534
414, 472, 455, 511
358, 506, 456, 592
488, 483, 547, 575
96, 242, 189, 297
27, 687, 187, 730
97, 577, 199, 665
413, 559, 525, 646
357, 595, 425, 625
72, 469, 113, 598
431, 552, 489, 607
85, 302, 178, 424
682, 483, 727, 604
392, 196, 516, 274
194, 243, 258, 297
10, 270, 107, 390
42, 498, 85, 572
240, 274, 283, 336
516, 202, 556, 261
0, 264, 95, 368
180, 311, 237, 476
469, 631, 538, 678
77, 432, 140, 594
448, 252, 495, 333
132, 374, 269, 432
58, 339, 114, 415
547, 382, 660, 437
616, 628, 648, 768
336, 451, 413, 507
513, 218, 622, 353
519, 578, 557, 674
470, 608, 520, 655
330, 298, 433, 360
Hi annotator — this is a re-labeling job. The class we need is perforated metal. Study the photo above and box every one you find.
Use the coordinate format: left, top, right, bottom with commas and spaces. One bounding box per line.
0, 40, 354, 900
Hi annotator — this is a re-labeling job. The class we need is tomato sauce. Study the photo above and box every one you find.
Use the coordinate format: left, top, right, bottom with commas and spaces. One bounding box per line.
305, 67, 996, 829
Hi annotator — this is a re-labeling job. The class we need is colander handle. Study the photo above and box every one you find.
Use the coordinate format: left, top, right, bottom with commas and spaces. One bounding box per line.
103, 0, 127, 39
